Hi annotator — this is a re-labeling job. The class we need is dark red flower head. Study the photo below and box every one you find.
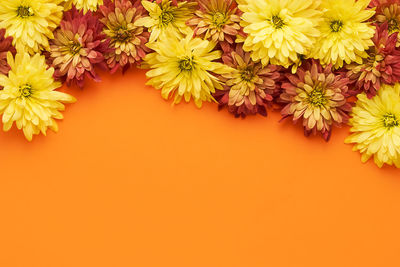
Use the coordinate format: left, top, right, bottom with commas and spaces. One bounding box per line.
100, 0, 151, 73
281, 60, 352, 141
0, 28, 16, 76
214, 44, 281, 118
346, 23, 400, 98
370, 0, 400, 35
47, 7, 110, 88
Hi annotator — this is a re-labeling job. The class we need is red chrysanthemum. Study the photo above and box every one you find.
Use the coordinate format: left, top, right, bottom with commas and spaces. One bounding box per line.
346, 23, 400, 98
100, 0, 150, 73
187, 0, 241, 52
280, 60, 352, 141
370, 0, 400, 46
0, 28, 16, 76
213, 44, 281, 118
47, 8, 110, 88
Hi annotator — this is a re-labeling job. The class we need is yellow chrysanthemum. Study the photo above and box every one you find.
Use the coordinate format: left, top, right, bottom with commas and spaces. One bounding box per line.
313, 0, 375, 69
63, 0, 104, 13
144, 32, 232, 107
135, 0, 197, 43
0, 0, 63, 54
238, 0, 322, 68
345, 83, 400, 168
0, 52, 76, 141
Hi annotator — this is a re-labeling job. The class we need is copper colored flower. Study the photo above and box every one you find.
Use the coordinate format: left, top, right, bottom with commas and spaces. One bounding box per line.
346, 23, 400, 98
0, 28, 15, 75
48, 8, 110, 88
280, 60, 352, 141
187, 0, 240, 51
100, 0, 150, 73
214, 45, 280, 118
370, 0, 400, 46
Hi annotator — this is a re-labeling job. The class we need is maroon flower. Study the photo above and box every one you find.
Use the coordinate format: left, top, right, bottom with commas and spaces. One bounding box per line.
214, 44, 281, 118
0, 28, 16, 76
280, 60, 352, 141
186, 0, 241, 52
99, 0, 150, 73
47, 8, 110, 88
346, 23, 400, 98
370, 0, 400, 44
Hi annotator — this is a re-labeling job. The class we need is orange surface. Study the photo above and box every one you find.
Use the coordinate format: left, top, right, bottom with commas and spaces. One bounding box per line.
0, 68, 399, 267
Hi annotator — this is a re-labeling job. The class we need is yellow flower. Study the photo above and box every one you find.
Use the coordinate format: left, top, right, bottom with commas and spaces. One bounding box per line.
313, 0, 375, 68
0, 0, 63, 54
144, 32, 232, 107
238, 0, 322, 68
345, 83, 400, 168
135, 0, 197, 43
0, 52, 76, 141
63, 0, 103, 13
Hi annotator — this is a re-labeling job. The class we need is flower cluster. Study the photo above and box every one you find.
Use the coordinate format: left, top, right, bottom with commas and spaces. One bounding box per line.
0, 0, 399, 169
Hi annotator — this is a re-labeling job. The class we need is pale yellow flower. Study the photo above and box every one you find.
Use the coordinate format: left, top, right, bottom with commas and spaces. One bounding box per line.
0, 0, 63, 54
0, 52, 76, 141
346, 83, 400, 168
135, 0, 196, 43
313, 0, 375, 68
63, 0, 103, 13
238, 0, 322, 68
144, 31, 232, 107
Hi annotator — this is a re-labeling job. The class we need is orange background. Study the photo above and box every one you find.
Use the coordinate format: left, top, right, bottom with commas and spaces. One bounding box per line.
0, 68, 399, 267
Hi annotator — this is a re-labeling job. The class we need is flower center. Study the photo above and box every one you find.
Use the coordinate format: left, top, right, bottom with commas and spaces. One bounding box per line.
212, 12, 227, 29
383, 113, 399, 129
308, 87, 327, 107
114, 27, 132, 43
178, 56, 195, 71
366, 49, 384, 65
19, 84, 32, 98
368, 49, 377, 61
330, 20, 343, 33
270, 15, 285, 29
160, 11, 174, 26
68, 41, 82, 55
388, 18, 399, 33
240, 67, 255, 82
17, 6, 33, 18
